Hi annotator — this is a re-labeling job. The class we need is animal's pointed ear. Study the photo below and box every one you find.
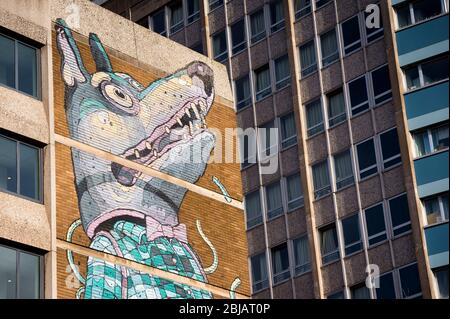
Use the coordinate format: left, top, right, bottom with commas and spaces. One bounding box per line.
89, 33, 113, 73
54, 19, 90, 86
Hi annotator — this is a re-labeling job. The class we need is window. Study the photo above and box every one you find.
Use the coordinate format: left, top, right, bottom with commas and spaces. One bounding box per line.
250, 9, 266, 44
342, 15, 361, 55
327, 291, 345, 299
209, 0, 223, 11
270, 1, 285, 33
423, 193, 449, 225
245, 190, 263, 228
299, 40, 317, 76
136, 15, 150, 28
0, 134, 42, 201
376, 272, 397, 299
271, 243, 290, 284
319, 223, 340, 264
259, 120, 277, 157
169, 1, 184, 34
0, 244, 42, 299
365, 9, 384, 43
295, 0, 311, 20
404, 55, 449, 91
0, 33, 39, 98
379, 128, 401, 169
356, 139, 378, 179
320, 29, 339, 67
305, 99, 324, 137
212, 30, 228, 63
348, 75, 369, 115
396, 0, 445, 29
190, 41, 203, 54
342, 214, 362, 256
413, 124, 449, 157
266, 181, 284, 219
327, 89, 346, 127
255, 64, 271, 101
286, 173, 304, 211
350, 283, 371, 299
187, 0, 200, 23
231, 19, 247, 55
293, 235, 311, 275
151, 9, 167, 36
241, 132, 257, 169
316, 0, 331, 9
274, 55, 291, 90
364, 203, 387, 246
251, 253, 269, 292
312, 160, 331, 199
371, 65, 392, 105
280, 112, 297, 149
334, 150, 354, 190
235, 75, 252, 110
388, 194, 412, 237
398, 263, 422, 299
434, 266, 449, 299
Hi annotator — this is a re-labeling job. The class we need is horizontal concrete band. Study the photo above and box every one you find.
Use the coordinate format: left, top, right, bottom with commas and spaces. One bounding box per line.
57, 239, 249, 299
54, 134, 244, 210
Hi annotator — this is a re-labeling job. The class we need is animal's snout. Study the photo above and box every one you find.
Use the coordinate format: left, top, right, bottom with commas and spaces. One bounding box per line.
187, 62, 214, 97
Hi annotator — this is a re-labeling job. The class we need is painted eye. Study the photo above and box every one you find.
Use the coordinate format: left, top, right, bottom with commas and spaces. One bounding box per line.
97, 111, 109, 124
103, 84, 133, 108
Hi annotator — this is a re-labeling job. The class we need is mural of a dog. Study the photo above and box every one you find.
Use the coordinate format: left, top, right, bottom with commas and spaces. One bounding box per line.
55, 19, 217, 299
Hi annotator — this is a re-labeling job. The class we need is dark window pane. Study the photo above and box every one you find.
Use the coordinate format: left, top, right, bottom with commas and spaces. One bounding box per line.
213, 31, 228, 63
209, 0, 223, 11
272, 243, 290, 283
397, 5, 411, 28
371, 65, 391, 103
342, 214, 361, 246
19, 143, 40, 200
342, 16, 361, 54
327, 291, 344, 299
235, 75, 251, 109
399, 263, 422, 298
357, 139, 377, 174
389, 194, 411, 235
348, 77, 369, 115
0, 136, 17, 193
152, 10, 166, 35
365, 10, 384, 42
376, 272, 396, 299
413, 0, 443, 24
316, 0, 331, 8
17, 43, 38, 97
0, 245, 17, 299
231, 19, 246, 54
170, 1, 184, 33
380, 129, 401, 168
0, 34, 15, 88
270, 0, 285, 32
250, 9, 266, 43
187, 0, 200, 23
251, 253, 268, 291
365, 204, 386, 244
191, 42, 203, 54
295, 0, 311, 19
18, 252, 40, 299
422, 56, 449, 86
245, 191, 262, 228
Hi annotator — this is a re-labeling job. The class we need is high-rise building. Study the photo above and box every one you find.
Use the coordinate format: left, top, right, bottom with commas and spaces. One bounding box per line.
95, 0, 449, 299
0, 0, 249, 299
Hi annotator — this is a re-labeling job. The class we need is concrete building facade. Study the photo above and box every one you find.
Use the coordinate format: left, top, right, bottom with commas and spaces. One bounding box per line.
96, 0, 449, 299
0, 0, 249, 299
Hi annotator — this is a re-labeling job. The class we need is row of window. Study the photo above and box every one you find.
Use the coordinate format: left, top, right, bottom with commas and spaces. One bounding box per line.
395, 0, 448, 30
235, 54, 291, 110
0, 133, 42, 202
0, 33, 40, 99
0, 243, 43, 299
245, 172, 304, 229
137, 0, 200, 37
294, 0, 333, 20
311, 127, 401, 200
413, 122, 448, 159
404, 55, 449, 92
299, 10, 384, 77
212, 0, 285, 63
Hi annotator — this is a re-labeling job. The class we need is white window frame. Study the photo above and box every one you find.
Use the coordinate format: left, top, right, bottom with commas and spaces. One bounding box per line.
422, 192, 449, 226
363, 202, 389, 247
403, 56, 450, 92
387, 192, 412, 238
394, 0, 448, 30
412, 123, 450, 159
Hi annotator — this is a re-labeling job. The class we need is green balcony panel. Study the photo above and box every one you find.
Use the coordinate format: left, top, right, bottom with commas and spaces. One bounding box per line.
425, 222, 449, 269
414, 150, 449, 198
396, 15, 449, 67
405, 81, 449, 131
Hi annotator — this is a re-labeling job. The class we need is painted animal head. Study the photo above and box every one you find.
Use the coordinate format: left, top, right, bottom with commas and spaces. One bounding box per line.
55, 19, 216, 238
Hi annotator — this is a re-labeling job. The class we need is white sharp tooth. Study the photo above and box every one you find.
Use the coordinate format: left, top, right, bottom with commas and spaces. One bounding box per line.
153, 149, 158, 157
195, 123, 201, 130
199, 100, 207, 111
134, 149, 140, 159
192, 104, 200, 119
145, 141, 152, 150
189, 121, 194, 135
165, 126, 171, 134
185, 108, 191, 118
200, 114, 206, 124
183, 134, 188, 140
176, 117, 183, 126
